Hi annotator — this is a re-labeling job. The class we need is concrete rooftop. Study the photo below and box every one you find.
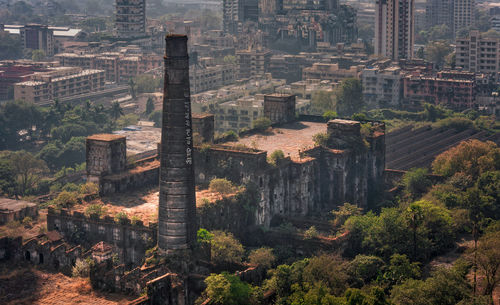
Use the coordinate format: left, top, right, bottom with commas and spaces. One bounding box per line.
0, 198, 36, 212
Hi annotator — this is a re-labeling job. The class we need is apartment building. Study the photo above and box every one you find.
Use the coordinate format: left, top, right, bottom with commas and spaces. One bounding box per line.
455, 30, 499, 80
236, 49, 272, 79
14, 67, 105, 104
375, 0, 415, 60
190, 58, 236, 94
55, 52, 163, 83
216, 96, 264, 132
0, 61, 50, 100
425, 0, 454, 30
115, 0, 146, 38
403, 71, 475, 110
454, 0, 475, 35
362, 66, 403, 109
302, 63, 364, 82
20, 24, 55, 57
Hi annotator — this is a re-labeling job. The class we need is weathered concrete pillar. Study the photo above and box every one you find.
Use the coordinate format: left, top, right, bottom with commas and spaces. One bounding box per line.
158, 35, 197, 254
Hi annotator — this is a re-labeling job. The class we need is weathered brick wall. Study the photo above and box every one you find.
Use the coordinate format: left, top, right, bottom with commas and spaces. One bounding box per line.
47, 208, 156, 265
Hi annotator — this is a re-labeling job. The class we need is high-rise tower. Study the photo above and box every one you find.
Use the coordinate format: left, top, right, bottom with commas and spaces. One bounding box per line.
158, 35, 197, 254
115, 0, 146, 38
375, 0, 415, 60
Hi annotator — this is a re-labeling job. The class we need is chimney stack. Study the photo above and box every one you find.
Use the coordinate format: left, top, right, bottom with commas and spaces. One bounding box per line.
158, 35, 197, 254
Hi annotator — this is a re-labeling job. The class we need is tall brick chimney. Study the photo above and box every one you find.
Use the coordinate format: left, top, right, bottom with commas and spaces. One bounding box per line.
158, 35, 197, 254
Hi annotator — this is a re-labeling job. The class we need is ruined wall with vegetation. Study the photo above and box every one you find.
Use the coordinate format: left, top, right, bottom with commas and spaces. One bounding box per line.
47, 208, 156, 265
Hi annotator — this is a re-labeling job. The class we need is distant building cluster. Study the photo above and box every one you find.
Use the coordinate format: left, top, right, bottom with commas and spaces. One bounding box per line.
13, 66, 105, 104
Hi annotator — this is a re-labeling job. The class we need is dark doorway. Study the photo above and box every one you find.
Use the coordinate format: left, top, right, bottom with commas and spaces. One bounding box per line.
39, 253, 44, 264
25, 251, 30, 261
53, 259, 59, 269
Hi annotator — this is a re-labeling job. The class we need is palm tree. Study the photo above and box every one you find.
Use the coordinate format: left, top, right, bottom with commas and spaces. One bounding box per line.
128, 78, 136, 99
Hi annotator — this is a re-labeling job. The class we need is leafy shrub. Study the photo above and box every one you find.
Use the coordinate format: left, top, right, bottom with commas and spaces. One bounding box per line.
209, 178, 234, 194
437, 117, 474, 131
268, 150, 285, 166
304, 226, 319, 239
248, 247, 276, 268
80, 182, 99, 195
253, 117, 272, 132
84, 204, 107, 217
313, 132, 329, 146
224, 130, 239, 141
62, 183, 79, 192
54, 191, 79, 207
22, 216, 33, 226
114, 211, 129, 223
197, 228, 214, 244
402, 168, 432, 198
323, 110, 337, 121
72, 258, 94, 277
130, 215, 141, 225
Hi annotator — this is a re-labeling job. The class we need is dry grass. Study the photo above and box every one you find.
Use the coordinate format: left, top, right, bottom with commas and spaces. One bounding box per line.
0, 266, 134, 305
0, 212, 48, 239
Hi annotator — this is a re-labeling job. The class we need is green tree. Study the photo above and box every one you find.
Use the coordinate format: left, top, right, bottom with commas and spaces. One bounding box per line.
425, 41, 453, 68
311, 91, 336, 114
348, 255, 385, 286
31, 49, 46, 62
203, 272, 253, 305
248, 247, 276, 269
0, 158, 15, 195
432, 140, 499, 179
331, 203, 362, 228
404, 203, 424, 260
210, 231, 245, 266
3, 150, 48, 195
391, 265, 472, 305
475, 230, 500, 299
335, 78, 364, 116
401, 168, 431, 199
382, 254, 420, 286
0, 31, 22, 60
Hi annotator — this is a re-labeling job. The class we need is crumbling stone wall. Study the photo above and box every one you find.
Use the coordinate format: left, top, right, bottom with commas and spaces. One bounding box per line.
0, 235, 81, 274
192, 114, 215, 143
100, 162, 159, 195
47, 208, 156, 265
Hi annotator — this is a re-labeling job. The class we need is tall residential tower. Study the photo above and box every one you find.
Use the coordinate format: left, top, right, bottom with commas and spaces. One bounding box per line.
115, 0, 146, 38
375, 0, 415, 60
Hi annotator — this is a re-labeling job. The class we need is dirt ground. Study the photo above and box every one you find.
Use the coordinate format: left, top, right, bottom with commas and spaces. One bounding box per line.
71, 187, 230, 224
0, 266, 134, 305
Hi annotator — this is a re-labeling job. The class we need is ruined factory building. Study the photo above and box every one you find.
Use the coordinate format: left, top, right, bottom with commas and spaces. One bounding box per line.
0, 198, 38, 225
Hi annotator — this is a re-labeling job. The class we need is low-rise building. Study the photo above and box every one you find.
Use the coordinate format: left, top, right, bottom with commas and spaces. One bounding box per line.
14, 66, 105, 104
403, 70, 475, 110
362, 66, 403, 108
190, 57, 236, 93
302, 63, 364, 82
0, 198, 37, 225
55, 52, 163, 83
